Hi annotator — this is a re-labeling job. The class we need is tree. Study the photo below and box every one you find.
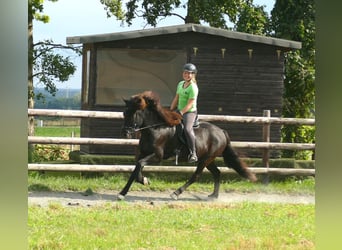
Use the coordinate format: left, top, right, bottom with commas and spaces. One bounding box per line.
234, 0, 270, 35
28, 0, 81, 136
101, 0, 247, 28
28, 0, 81, 162
271, 0, 315, 159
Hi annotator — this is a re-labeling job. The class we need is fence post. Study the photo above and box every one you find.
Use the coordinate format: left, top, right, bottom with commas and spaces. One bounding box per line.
262, 110, 271, 184
71, 131, 75, 151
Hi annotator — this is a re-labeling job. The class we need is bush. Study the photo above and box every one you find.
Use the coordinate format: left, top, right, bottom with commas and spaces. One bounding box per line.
32, 144, 70, 162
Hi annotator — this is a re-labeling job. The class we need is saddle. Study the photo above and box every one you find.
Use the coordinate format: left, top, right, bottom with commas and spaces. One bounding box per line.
174, 115, 199, 164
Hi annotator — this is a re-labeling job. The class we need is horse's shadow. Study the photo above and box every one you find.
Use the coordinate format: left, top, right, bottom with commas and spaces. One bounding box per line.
120, 192, 214, 203
28, 191, 215, 206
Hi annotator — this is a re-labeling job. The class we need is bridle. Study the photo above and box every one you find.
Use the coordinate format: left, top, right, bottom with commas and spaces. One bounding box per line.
123, 111, 166, 135
123, 122, 166, 134
134, 122, 166, 131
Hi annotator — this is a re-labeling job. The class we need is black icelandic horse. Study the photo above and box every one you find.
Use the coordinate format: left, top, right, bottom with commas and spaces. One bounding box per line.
119, 91, 257, 200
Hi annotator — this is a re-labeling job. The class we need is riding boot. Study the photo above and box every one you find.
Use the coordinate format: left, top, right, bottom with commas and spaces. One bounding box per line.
188, 148, 198, 163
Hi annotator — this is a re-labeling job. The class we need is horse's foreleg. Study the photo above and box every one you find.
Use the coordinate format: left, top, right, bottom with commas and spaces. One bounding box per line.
118, 163, 143, 200
135, 152, 162, 185
206, 163, 221, 198
118, 153, 162, 200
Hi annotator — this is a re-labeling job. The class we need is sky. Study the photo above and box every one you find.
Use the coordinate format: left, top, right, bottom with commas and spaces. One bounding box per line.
34, 0, 275, 89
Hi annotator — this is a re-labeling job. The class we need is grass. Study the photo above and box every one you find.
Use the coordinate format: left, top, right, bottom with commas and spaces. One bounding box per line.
35, 126, 80, 137
28, 202, 315, 249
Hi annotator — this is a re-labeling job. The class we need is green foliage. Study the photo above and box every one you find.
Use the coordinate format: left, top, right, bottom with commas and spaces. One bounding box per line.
29, 0, 57, 23
31, 40, 81, 97
100, 0, 125, 20
271, 0, 315, 159
235, 1, 270, 35
282, 51, 315, 118
31, 144, 70, 162
101, 0, 246, 28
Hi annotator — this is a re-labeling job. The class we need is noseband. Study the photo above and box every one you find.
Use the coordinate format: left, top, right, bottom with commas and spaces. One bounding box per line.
123, 111, 165, 135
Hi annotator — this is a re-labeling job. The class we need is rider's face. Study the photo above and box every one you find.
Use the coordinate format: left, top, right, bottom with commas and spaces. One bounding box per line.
183, 71, 194, 81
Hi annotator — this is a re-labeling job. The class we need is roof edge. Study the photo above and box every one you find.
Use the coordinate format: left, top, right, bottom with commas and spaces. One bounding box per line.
66, 23, 301, 49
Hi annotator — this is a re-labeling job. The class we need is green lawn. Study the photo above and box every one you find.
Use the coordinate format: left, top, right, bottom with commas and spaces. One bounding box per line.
29, 202, 314, 249
35, 126, 80, 137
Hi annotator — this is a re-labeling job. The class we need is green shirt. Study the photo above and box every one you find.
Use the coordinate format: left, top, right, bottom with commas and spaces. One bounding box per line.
176, 80, 199, 112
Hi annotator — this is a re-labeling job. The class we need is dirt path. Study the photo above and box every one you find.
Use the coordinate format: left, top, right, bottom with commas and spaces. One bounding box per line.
28, 190, 315, 207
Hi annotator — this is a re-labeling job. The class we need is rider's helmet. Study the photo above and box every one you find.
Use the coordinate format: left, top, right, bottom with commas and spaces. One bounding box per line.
183, 63, 197, 74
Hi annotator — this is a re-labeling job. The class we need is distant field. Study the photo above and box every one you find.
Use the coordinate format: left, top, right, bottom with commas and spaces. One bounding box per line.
35, 126, 80, 137
36, 118, 80, 127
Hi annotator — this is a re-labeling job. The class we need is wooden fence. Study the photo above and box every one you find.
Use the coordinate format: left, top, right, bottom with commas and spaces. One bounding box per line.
28, 109, 315, 176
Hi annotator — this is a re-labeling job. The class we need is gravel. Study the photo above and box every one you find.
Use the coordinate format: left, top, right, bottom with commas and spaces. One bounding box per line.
28, 190, 315, 207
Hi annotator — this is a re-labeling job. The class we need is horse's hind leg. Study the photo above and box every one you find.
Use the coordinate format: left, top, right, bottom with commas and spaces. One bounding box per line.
171, 162, 207, 200
206, 162, 221, 198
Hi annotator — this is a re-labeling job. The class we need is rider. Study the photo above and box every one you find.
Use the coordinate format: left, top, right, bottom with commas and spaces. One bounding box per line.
170, 63, 199, 163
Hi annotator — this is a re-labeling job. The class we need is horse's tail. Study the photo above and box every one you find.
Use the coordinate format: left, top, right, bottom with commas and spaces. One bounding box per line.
222, 131, 257, 182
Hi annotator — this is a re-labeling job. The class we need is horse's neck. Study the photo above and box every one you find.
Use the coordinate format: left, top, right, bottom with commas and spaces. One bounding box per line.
142, 109, 163, 125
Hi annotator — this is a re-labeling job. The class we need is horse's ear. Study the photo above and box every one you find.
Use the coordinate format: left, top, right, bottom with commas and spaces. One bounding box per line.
129, 94, 147, 110
122, 97, 129, 105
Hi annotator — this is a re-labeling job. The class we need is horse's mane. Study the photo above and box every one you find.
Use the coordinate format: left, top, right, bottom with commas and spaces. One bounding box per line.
132, 91, 182, 126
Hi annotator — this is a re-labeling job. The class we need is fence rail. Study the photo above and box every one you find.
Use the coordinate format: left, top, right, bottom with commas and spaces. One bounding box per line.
28, 136, 315, 150
28, 109, 315, 176
28, 109, 315, 125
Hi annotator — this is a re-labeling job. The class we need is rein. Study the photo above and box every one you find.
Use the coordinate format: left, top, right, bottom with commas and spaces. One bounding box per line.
133, 122, 166, 132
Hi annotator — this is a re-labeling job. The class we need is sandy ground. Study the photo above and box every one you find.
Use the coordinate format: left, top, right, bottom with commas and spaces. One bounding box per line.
28, 190, 315, 207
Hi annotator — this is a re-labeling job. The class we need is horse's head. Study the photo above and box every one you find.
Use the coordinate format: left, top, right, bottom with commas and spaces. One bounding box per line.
121, 94, 145, 139
121, 91, 182, 138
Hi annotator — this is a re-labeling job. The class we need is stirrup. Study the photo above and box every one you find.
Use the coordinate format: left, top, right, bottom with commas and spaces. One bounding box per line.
175, 149, 180, 165
188, 153, 198, 163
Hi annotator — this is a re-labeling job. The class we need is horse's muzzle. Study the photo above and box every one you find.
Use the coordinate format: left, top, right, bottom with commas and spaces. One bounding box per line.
121, 127, 136, 139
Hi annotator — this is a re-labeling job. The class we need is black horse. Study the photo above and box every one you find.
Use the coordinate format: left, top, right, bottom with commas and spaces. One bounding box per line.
119, 91, 257, 200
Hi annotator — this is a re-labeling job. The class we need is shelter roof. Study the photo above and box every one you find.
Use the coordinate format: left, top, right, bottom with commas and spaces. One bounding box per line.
66, 23, 301, 49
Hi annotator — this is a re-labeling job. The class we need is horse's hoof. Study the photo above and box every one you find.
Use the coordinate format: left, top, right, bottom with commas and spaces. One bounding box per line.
248, 172, 258, 182
117, 194, 125, 201
143, 177, 150, 185
208, 193, 219, 199
170, 192, 178, 200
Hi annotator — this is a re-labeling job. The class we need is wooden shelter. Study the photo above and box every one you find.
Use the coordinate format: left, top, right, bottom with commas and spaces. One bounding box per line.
66, 23, 301, 157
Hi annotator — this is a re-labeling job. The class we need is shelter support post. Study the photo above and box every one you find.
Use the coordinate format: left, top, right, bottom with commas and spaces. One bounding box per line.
262, 110, 271, 184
